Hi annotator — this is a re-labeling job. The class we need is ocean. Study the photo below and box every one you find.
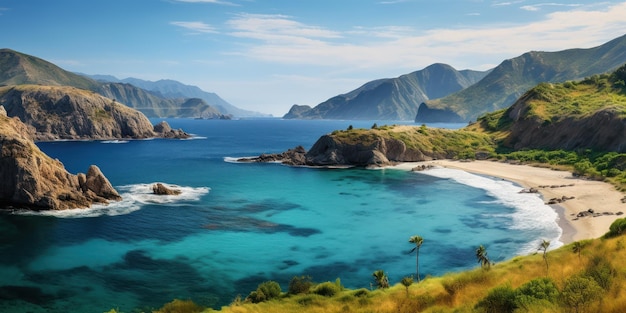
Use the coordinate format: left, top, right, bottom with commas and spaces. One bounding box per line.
0, 118, 561, 312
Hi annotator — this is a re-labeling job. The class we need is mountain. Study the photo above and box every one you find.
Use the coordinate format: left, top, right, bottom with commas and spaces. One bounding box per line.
284, 63, 489, 120
87, 75, 268, 118
0, 49, 231, 119
96, 82, 227, 119
417, 33, 626, 123
0, 48, 100, 90
468, 62, 626, 152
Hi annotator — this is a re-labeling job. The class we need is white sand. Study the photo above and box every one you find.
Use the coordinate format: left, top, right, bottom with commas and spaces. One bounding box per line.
392, 160, 626, 244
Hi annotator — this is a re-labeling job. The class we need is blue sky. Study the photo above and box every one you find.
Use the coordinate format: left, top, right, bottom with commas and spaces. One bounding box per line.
1, 1, 626, 116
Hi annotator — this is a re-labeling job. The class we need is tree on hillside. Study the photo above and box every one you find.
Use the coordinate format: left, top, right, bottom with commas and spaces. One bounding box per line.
400, 276, 414, 296
372, 270, 390, 289
408, 235, 424, 282
539, 239, 551, 272
572, 241, 586, 262
476, 245, 491, 270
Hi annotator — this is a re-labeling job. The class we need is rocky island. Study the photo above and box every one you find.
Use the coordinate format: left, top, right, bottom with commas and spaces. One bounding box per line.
0, 109, 121, 210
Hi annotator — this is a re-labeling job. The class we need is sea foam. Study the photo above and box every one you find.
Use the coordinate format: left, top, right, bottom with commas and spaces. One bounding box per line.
418, 167, 563, 253
12, 183, 210, 218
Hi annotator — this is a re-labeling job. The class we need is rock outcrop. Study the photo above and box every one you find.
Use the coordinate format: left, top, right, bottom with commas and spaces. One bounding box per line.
0, 85, 191, 140
240, 133, 440, 167
153, 121, 191, 139
152, 183, 182, 195
0, 114, 120, 210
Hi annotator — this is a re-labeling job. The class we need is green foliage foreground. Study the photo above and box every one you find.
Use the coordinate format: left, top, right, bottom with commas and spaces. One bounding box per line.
136, 221, 626, 313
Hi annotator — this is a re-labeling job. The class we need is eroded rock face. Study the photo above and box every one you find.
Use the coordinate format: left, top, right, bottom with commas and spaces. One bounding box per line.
0, 115, 121, 210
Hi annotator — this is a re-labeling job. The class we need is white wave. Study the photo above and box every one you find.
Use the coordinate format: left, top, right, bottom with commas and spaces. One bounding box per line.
15, 198, 141, 218
418, 167, 563, 253
224, 156, 255, 163
183, 135, 207, 140
118, 183, 210, 204
12, 183, 210, 218
101, 140, 129, 144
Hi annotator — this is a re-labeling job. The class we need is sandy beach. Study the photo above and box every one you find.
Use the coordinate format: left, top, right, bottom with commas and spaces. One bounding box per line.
394, 160, 626, 244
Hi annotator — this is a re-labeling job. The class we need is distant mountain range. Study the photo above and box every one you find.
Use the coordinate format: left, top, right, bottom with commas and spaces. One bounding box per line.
285, 33, 626, 122
284, 63, 489, 120
0, 48, 264, 118
418, 33, 626, 123
85, 75, 267, 118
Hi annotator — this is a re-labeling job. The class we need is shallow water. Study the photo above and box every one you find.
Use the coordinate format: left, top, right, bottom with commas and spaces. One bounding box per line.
0, 119, 560, 312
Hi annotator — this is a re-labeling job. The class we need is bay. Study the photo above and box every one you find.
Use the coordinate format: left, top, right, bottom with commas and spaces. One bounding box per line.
0, 119, 560, 312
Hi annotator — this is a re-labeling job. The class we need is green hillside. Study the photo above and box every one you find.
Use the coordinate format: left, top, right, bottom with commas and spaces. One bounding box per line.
0, 48, 100, 90
417, 33, 626, 122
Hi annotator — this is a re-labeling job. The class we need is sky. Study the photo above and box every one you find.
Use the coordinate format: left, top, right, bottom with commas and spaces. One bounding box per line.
1, 1, 626, 116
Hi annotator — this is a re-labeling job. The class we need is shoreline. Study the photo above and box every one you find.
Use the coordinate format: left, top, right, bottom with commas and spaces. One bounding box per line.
393, 160, 626, 244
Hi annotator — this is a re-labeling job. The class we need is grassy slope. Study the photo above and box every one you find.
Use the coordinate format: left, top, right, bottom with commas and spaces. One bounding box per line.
146, 231, 626, 313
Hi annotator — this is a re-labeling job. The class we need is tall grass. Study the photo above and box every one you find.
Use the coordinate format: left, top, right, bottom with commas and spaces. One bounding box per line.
146, 229, 626, 313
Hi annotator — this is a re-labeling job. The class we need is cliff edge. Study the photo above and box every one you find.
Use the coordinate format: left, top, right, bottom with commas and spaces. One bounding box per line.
0, 108, 121, 210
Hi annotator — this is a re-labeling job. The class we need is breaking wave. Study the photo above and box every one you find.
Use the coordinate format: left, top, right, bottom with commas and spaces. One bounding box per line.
12, 183, 210, 218
419, 167, 563, 253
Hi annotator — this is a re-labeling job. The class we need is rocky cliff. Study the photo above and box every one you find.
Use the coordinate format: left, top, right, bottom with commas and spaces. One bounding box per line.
0, 109, 121, 210
0, 85, 189, 140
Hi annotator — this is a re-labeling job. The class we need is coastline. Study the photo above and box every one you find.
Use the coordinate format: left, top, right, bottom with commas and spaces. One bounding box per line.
393, 160, 626, 244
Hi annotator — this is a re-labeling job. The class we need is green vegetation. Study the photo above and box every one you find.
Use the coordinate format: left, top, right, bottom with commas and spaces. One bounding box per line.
408, 235, 424, 282
143, 229, 626, 313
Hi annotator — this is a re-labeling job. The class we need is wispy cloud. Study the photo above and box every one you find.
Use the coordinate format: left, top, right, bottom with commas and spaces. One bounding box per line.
226, 13, 342, 43
492, 0, 526, 7
521, 2, 583, 11
174, 2, 626, 74
173, 0, 239, 5
170, 21, 218, 34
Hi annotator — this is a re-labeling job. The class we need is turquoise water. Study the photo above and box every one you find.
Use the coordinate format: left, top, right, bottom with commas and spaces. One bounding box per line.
0, 119, 561, 312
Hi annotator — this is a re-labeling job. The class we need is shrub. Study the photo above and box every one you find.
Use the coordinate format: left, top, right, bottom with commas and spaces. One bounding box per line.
352, 288, 369, 297
288, 275, 313, 295
515, 277, 559, 309
475, 285, 517, 313
154, 299, 203, 313
561, 275, 603, 312
605, 218, 626, 238
246, 280, 282, 303
312, 281, 341, 297
586, 256, 615, 290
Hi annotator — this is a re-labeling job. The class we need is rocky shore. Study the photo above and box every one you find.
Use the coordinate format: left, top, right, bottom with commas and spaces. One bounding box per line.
0, 110, 121, 210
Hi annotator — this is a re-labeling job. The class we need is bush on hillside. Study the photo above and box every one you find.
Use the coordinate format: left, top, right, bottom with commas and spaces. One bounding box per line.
605, 218, 626, 238
288, 275, 313, 295
246, 281, 282, 303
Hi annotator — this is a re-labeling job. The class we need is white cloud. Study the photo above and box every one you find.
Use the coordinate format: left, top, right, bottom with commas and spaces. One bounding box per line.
218, 2, 626, 71
226, 13, 342, 42
521, 2, 583, 11
171, 21, 217, 34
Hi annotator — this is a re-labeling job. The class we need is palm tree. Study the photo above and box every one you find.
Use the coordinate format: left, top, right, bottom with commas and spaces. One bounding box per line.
400, 276, 414, 296
372, 270, 390, 289
408, 235, 424, 282
539, 239, 551, 272
476, 245, 491, 270
572, 241, 584, 262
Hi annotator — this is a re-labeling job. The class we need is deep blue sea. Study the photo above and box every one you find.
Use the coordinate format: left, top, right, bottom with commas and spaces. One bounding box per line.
0, 119, 561, 312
